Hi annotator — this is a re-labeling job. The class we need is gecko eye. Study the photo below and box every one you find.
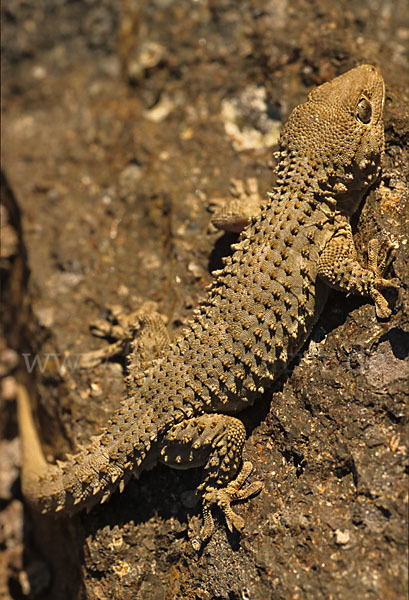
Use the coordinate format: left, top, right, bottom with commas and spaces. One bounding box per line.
356, 97, 372, 123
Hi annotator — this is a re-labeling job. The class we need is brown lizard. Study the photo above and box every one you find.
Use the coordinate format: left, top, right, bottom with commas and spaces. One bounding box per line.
17, 64, 398, 546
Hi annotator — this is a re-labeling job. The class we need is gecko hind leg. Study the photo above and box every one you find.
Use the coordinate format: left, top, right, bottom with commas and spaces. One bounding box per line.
79, 304, 169, 378
159, 414, 262, 548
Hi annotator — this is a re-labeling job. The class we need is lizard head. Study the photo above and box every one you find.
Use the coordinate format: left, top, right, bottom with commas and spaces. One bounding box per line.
279, 64, 385, 214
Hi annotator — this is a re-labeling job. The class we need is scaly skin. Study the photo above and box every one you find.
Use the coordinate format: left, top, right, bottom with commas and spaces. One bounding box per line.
18, 64, 397, 543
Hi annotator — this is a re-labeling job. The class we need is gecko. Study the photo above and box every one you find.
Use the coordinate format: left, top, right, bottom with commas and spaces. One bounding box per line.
17, 64, 398, 546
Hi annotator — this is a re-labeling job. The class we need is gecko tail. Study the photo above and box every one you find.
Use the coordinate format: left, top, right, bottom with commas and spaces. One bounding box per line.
16, 384, 50, 503
16, 384, 139, 514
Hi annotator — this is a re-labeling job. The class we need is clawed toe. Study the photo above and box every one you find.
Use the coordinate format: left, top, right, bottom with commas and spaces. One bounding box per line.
377, 277, 399, 290
197, 461, 262, 544
366, 237, 399, 319
371, 275, 399, 319
78, 339, 125, 368
231, 480, 263, 501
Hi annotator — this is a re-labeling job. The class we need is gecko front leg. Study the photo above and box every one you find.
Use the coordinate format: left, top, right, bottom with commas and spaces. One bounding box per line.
317, 218, 398, 318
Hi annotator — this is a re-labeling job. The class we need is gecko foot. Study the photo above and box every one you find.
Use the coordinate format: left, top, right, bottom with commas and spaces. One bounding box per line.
192, 461, 262, 549
367, 238, 399, 319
